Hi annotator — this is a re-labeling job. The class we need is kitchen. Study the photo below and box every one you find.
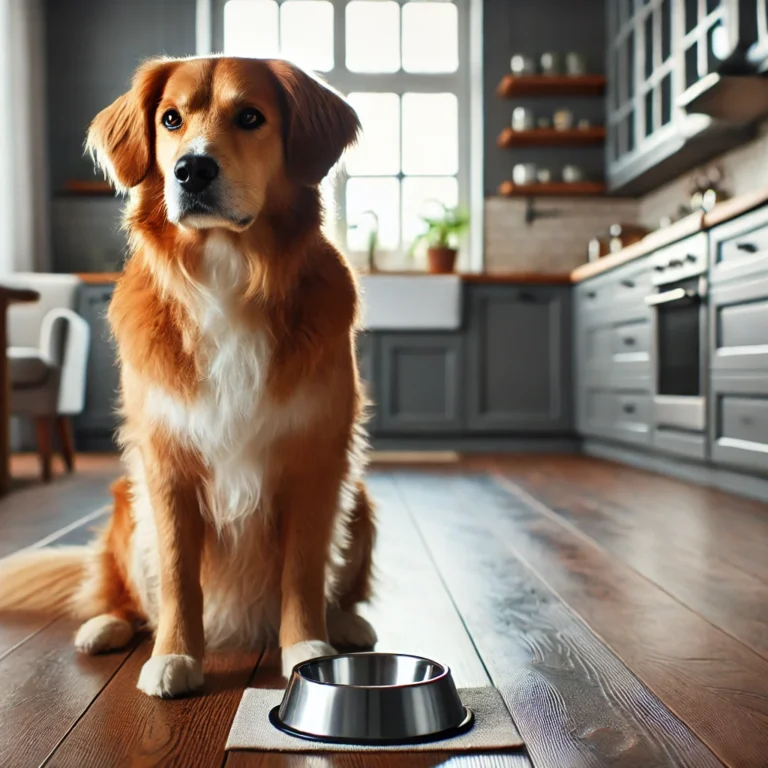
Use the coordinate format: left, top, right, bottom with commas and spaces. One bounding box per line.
1, 1, 768, 766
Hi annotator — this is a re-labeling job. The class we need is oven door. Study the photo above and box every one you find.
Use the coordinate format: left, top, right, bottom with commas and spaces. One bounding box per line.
645, 277, 707, 432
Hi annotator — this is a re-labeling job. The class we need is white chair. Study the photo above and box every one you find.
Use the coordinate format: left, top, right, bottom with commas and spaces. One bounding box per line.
4, 274, 90, 481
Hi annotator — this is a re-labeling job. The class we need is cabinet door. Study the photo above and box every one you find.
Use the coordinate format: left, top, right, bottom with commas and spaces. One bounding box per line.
356, 332, 379, 433
710, 374, 768, 474
377, 334, 463, 434
466, 285, 572, 433
710, 205, 768, 284
75, 285, 120, 438
710, 273, 768, 372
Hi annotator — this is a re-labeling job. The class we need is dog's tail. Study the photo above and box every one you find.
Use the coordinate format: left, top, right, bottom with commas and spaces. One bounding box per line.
0, 546, 90, 615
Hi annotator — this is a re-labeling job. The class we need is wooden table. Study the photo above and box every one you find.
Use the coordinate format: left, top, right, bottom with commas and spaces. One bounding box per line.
0, 285, 40, 495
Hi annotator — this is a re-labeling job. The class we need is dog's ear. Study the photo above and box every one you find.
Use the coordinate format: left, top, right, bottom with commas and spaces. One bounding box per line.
86, 58, 175, 191
267, 60, 360, 186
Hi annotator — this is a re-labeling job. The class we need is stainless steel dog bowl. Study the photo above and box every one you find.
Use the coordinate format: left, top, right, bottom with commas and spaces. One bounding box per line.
270, 652, 473, 745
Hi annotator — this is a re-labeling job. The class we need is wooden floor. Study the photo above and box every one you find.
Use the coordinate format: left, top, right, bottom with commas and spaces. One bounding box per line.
1, 453, 767, 768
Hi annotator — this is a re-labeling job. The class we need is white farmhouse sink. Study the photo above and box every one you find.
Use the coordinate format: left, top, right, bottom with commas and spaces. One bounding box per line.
358, 274, 462, 331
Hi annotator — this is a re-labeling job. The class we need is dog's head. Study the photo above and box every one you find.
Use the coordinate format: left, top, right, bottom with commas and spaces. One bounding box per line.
87, 56, 359, 233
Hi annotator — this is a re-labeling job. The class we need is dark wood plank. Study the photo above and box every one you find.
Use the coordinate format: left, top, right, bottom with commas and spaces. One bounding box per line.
432, 473, 768, 768
494, 455, 768, 582
492, 456, 768, 660
228, 750, 531, 767
0, 455, 118, 557
0, 617, 133, 768
46, 638, 263, 768
394, 473, 724, 768
227, 650, 531, 768
0, 615, 54, 659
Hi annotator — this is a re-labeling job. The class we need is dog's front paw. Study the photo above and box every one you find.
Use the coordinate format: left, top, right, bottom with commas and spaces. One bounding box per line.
281, 640, 336, 678
137, 654, 203, 698
327, 608, 377, 649
75, 615, 134, 654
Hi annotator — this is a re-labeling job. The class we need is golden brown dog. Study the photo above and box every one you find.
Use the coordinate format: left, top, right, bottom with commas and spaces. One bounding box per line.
0, 56, 376, 697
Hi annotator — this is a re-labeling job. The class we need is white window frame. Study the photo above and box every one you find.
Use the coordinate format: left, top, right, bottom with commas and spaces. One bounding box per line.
204, 0, 483, 271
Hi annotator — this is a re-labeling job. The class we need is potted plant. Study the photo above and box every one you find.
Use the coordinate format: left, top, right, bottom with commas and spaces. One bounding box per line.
410, 202, 470, 274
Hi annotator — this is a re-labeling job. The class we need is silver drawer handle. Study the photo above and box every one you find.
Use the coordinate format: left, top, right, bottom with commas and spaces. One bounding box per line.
645, 288, 696, 306
622, 336, 636, 346
622, 403, 636, 414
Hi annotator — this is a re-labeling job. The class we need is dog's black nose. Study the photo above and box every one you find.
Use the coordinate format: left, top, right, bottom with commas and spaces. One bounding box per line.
174, 154, 219, 194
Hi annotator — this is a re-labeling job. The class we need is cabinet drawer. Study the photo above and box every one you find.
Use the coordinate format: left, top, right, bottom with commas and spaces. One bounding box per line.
710, 274, 768, 372
579, 386, 652, 445
611, 319, 651, 377
606, 262, 652, 314
711, 376, 768, 474
614, 391, 652, 444
581, 318, 651, 380
721, 396, 768, 447
711, 205, 768, 283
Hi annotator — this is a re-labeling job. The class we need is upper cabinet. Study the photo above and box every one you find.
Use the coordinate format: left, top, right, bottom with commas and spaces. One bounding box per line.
607, 0, 766, 195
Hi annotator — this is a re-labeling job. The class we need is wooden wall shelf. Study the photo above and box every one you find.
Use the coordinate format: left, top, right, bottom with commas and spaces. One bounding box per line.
497, 126, 605, 148
498, 180, 606, 197
62, 180, 114, 196
497, 74, 606, 98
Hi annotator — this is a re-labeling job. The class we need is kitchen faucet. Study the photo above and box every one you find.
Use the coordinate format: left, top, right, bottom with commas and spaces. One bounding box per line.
351, 210, 379, 273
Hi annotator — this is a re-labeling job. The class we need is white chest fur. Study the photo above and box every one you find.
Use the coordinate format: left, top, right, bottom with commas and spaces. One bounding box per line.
144, 235, 315, 529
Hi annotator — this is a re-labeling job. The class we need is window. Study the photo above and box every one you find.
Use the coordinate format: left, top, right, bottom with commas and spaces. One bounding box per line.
219, 0, 469, 271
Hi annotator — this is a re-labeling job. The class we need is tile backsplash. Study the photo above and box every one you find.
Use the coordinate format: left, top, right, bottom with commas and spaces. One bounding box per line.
484, 196, 639, 274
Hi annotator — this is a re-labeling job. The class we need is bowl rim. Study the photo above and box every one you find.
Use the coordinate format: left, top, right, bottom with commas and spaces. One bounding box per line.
293, 651, 452, 690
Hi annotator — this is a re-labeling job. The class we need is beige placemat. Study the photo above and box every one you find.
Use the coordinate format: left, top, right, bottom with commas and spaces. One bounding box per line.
226, 686, 523, 752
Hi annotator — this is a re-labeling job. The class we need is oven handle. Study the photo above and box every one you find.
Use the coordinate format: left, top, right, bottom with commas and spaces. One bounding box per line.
644, 287, 698, 306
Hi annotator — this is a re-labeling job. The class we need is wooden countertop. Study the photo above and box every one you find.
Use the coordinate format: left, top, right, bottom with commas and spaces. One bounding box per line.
75, 271, 573, 285
572, 185, 768, 282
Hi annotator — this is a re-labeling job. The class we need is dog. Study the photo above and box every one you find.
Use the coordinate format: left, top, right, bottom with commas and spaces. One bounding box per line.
0, 56, 377, 698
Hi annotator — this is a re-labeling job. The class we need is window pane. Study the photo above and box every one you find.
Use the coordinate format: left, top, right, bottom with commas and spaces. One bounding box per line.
223, 0, 279, 58
402, 2, 458, 73
401, 177, 459, 246
345, 93, 400, 176
346, 1, 400, 73
402, 93, 458, 175
320, 175, 339, 245
346, 178, 400, 250
280, 1, 334, 72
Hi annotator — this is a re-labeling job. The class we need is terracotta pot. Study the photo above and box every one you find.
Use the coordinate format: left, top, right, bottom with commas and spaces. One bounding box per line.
427, 247, 458, 274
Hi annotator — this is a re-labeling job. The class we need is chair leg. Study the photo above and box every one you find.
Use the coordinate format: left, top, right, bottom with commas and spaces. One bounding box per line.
56, 416, 76, 473
35, 417, 54, 483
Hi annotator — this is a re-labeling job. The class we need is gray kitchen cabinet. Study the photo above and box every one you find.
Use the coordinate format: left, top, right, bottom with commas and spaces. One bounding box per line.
579, 384, 652, 446
710, 374, 768, 474
76, 284, 120, 448
466, 285, 572, 433
710, 204, 768, 284
574, 254, 653, 444
710, 272, 768, 372
356, 332, 379, 432
376, 334, 464, 434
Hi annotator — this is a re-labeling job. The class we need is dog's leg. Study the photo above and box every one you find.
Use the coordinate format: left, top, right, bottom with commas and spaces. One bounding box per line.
136, 447, 206, 698
328, 481, 377, 649
276, 443, 347, 678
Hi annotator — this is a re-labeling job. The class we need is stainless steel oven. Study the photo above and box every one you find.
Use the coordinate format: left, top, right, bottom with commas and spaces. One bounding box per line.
645, 234, 708, 437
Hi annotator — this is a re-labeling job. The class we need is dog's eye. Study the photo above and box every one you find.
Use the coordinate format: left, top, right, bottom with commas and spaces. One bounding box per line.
162, 109, 183, 131
238, 108, 266, 130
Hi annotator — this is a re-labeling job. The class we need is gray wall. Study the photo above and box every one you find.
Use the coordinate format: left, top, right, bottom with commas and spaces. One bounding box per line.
45, 0, 196, 272
482, 0, 607, 196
